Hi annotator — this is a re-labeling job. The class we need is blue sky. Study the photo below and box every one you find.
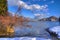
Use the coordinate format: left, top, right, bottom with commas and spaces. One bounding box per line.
8, 0, 60, 18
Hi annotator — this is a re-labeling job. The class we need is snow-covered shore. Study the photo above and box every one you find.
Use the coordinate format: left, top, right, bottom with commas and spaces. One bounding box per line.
48, 26, 60, 38
0, 37, 51, 40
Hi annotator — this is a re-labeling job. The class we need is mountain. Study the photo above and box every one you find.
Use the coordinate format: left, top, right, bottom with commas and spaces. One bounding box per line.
39, 16, 59, 21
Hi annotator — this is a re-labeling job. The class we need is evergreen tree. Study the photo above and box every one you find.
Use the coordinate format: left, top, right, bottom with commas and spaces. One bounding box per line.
0, 0, 8, 16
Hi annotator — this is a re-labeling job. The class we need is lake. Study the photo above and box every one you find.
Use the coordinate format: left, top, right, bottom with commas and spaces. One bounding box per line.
0, 21, 60, 40
14, 21, 60, 38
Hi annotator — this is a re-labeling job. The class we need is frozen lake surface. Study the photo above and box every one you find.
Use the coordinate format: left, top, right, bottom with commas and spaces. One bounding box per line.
14, 21, 60, 37
0, 21, 60, 40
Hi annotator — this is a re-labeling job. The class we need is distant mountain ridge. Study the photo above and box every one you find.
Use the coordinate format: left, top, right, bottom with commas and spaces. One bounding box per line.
39, 16, 59, 21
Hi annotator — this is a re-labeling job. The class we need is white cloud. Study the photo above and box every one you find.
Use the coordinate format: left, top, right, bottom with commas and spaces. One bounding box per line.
31, 4, 41, 10
18, 0, 26, 7
34, 13, 41, 16
8, 0, 49, 18
8, 0, 48, 10
17, 0, 48, 10
17, 0, 32, 10
34, 13, 47, 19
7, 0, 20, 6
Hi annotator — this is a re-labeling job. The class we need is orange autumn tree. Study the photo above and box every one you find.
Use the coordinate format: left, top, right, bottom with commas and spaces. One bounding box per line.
0, 0, 32, 36
0, 0, 14, 35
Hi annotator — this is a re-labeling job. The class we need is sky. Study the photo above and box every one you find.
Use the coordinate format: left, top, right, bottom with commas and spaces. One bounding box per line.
7, 0, 60, 18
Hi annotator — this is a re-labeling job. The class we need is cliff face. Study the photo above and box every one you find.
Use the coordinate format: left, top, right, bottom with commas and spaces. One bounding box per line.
0, 0, 8, 16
